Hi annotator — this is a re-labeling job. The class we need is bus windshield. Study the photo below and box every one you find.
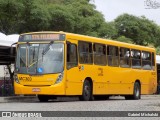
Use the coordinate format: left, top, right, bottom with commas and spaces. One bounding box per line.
15, 43, 64, 74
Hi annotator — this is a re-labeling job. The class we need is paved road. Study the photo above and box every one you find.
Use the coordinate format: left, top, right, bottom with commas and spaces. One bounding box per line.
0, 95, 160, 119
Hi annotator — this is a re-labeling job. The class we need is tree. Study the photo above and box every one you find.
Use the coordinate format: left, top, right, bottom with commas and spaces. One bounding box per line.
47, 4, 75, 32
98, 22, 118, 39
18, 0, 50, 33
46, 0, 108, 37
0, 0, 116, 39
114, 14, 160, 46
116, 36, 132, 43
0, 0, 23, 34
0, 0, 51, 34
66, 0, 107, 37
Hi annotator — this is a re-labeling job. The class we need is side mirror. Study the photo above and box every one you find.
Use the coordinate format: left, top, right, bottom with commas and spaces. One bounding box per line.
10, 42, 17, 63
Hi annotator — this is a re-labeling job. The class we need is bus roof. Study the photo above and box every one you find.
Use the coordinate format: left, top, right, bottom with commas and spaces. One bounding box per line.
20, 31, 155, 52
65, 32, 155, 52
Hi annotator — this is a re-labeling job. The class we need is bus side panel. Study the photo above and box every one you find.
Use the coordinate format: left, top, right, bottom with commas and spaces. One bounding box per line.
141, 71, 157, 94
105, 67, 133, 94
140, 70, 149, 94
66, 67, 83, 95
66, 64, 108, 95
138, 70, 157, 95
92, 65, 108, 95
150, 71, 157, 94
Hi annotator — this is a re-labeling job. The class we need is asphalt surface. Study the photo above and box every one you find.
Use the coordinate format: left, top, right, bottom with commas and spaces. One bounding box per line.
0, 95, 160, 120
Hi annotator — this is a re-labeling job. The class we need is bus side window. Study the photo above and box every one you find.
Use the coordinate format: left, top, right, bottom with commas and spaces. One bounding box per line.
107, 45, 119, 67
94, 43, 107, 65
131, 49, 141, 69
78, 41, 93, 64
67, 43, 78, 69
120, 47, 130, 68
142, 51, 151, 70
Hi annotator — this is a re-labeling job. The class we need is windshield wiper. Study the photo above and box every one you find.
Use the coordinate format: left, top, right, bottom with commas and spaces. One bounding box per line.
42, 41, 53, 55
28, 41, 54, 68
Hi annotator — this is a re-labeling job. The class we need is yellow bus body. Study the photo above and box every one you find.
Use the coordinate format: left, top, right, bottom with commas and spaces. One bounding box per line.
14, 31, 157, 97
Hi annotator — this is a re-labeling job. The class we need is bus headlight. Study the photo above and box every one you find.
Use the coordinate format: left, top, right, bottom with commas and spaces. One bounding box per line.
14, 74, 19, 84
55, 72, 64, 84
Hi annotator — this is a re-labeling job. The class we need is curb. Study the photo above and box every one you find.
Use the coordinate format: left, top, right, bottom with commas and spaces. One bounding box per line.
0, 96, 79, 102
0, 96, 38, 102
0, 96, 78, 102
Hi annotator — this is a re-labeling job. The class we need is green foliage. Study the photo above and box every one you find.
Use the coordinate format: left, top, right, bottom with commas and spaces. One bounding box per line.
47, 4, 75, 32
115, 36, 133, 43
114, 14, 160, 47
0, 0, 23, 34
0, 0, 50, 34
19, 0, 50, 33
156, 46, 160, 55
0, 0, 110, 38
66, 0, 105, 36
98, 22, 118, 39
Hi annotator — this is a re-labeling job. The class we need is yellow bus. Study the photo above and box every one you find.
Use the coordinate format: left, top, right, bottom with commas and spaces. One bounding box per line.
14, 31, 157, 102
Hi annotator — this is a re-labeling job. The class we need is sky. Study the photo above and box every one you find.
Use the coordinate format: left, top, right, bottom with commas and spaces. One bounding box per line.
93, 0, 160, 25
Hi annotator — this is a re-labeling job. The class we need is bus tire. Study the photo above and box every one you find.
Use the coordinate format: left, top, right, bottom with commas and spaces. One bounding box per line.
132, 82, 141, 100
38, 95, 49, 102
125, 82, 140, 100
79, 80, 92, 101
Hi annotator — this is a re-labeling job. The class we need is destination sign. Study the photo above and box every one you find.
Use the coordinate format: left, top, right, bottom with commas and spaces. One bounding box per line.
19, 33, 65, 42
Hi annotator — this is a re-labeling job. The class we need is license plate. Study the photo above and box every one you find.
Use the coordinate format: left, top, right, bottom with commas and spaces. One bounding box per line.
32, 88, 40, 92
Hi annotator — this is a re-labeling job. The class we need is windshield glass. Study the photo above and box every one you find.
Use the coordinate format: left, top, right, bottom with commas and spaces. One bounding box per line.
16, 43, 64, 74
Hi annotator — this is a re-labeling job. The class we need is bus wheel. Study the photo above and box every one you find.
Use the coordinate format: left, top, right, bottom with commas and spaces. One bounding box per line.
79, 80, 92, 101
38, 95, 49, 102
125, 82, 140, 100
133, 82, 141, 100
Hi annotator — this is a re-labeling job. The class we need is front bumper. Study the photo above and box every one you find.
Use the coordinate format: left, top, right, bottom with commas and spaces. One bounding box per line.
14, 82, 65, 95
